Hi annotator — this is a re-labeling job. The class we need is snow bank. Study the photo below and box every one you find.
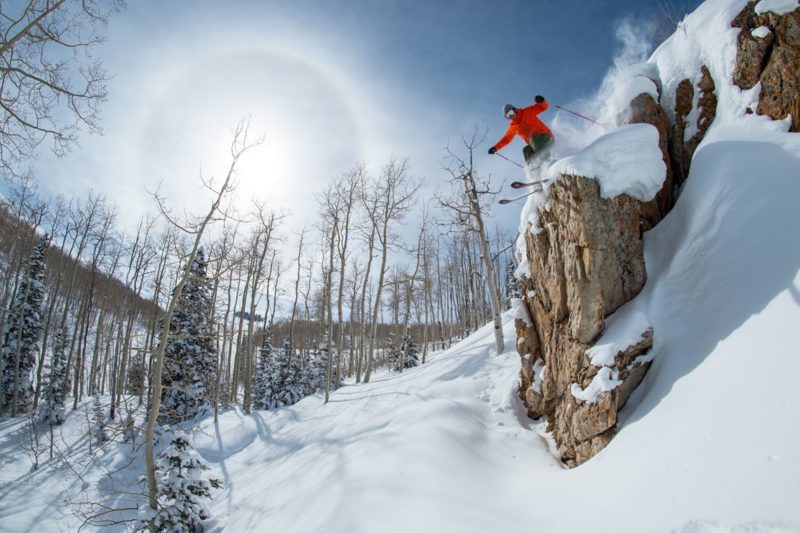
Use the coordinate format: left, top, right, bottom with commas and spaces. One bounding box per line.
755, 0, 799, 15
516, 123, 665, 245
605, 70, 660, 125
586, 307, 653, 367
547, 124, 666, 201
569, 306, 654, 404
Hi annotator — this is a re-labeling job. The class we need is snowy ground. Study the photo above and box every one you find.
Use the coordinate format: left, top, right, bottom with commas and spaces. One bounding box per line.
4, 268, 797, 533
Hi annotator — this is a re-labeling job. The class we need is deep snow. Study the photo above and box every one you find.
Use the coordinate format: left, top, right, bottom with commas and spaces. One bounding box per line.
1, 0, 799, 530
2, 260, 799, 532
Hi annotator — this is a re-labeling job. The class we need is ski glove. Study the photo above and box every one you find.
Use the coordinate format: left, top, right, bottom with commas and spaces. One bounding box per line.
488, 147, 497, 155
535, 95, 545, 103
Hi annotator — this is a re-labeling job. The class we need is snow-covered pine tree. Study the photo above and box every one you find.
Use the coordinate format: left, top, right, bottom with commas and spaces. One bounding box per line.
395, 331, 419, 371
38, 328, 67, 426
123, 411, 137, 444
0, 236, 48, 416
251, 329, 275, 410
146, 430, 222, 532
92, 390, 108, 444
303, 337, 327, 396
275, 337, 302, 407
386, 333, 401, 371
160, 249, 217, 423
505, 260, 522, 305
126, 351, 146, 397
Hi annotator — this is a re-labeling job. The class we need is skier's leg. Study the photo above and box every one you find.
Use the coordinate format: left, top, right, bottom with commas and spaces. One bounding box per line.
523, 134, 553, 165
522, 144, 535, 165
530, 133, 554, 154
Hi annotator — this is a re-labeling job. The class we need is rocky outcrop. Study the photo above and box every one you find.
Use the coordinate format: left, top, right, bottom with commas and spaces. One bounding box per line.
733, 2, 800, 131
515, 69, 722, 468
516, 161, 666, 466
515, 3, 800, 468
629, 92, 672, 224
514, 70, 710, 466
670, 66, 718, 187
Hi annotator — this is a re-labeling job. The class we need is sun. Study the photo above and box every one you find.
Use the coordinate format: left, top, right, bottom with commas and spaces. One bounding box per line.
133, 44, 365, 226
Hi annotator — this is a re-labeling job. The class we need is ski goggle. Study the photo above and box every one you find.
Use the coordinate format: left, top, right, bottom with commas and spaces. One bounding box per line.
504, 107, 517, 119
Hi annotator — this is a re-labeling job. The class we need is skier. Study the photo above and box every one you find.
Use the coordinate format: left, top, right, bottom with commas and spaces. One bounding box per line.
488, 95, 554, 166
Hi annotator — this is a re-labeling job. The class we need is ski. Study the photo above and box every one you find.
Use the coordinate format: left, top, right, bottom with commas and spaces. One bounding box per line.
499, 188, 541, 205
510, 178, 550, 189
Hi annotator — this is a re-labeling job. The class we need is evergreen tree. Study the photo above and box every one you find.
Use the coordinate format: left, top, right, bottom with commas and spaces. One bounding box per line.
123, 411, 137, 444
251, 329, 276, 410
394, 332, 420, 371
303, 337, 327, 396
403, 332, 420, 369
0, 236, 48, 416
386, 333, 400, 370
160, 249, 217, 423
92, 390, 108, 445
505, 260, 523, 304
126, 351, 146, 397
275, 338, 302, 407
38, 328, 68, 426
146, 431, 222, 532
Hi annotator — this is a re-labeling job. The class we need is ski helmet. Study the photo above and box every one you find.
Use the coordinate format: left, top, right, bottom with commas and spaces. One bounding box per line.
504, 104, 517, 119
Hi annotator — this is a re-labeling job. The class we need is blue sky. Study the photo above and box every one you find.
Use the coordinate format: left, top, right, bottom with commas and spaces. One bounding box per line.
28, 0, 701, 239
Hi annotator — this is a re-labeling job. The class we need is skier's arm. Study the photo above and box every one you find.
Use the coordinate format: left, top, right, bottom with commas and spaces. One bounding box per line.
530, 99, 549, 115
493, 125, 516, 151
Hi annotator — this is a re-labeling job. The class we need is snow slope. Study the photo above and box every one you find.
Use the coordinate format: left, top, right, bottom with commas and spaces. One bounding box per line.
2, 285, 798, 532
199, 192, 800, 531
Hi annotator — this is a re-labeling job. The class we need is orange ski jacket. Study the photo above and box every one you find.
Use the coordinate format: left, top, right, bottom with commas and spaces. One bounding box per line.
492, 101, 554, 151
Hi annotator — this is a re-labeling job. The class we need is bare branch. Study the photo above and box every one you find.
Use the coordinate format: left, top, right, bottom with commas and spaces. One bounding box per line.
0, 0, 122, 174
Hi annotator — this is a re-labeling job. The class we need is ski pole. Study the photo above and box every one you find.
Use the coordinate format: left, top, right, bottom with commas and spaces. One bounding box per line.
555, 105, 603, 126
492, 152, 524, 169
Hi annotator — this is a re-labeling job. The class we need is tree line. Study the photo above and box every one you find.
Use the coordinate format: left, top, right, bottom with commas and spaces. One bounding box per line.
0, 137, 518, 426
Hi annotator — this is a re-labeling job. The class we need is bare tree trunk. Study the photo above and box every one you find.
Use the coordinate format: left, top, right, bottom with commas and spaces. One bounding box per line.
346, 260, 363, 377
334, 166, 361, 385
397, 217, 426, 371
467, 177, 504, 354
226, 269, 243, 400
288, 228, 306, 361
323, 226, 337, 404
232, 255, 253, 403
356, 223, 376, 383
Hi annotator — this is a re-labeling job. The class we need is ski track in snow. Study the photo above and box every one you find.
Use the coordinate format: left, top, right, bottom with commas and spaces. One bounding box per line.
198, 315, 559, 533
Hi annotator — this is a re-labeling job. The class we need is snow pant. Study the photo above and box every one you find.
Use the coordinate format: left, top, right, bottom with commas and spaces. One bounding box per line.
522, 133, 554, 165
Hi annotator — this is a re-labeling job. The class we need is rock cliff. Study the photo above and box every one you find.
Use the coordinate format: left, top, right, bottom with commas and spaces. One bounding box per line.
514, 1, 799, 467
